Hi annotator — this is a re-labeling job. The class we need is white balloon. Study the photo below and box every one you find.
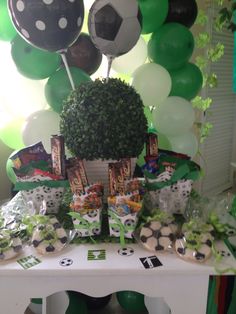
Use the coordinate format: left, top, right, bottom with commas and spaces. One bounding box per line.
0, 41, 47, 119
132, 63, 171, 107
153, 96, 195, 136
22, 110, 60, 153
112, 37, 147, 75
168, 132, 198, 157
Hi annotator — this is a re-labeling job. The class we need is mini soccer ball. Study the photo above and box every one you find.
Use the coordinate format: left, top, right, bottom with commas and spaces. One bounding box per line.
88, 0, 142, 57
118, 247, 134, 256
59, 258, 73, 267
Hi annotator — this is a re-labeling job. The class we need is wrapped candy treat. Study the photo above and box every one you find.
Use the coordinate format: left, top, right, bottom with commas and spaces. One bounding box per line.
138, 210, 178, 252
144, 160, 200, 214
206, 194, 236, 239
175, 222, 214, 263
175, 196, 220, 264
0, 229, 23, 261
31, 216, 68, 255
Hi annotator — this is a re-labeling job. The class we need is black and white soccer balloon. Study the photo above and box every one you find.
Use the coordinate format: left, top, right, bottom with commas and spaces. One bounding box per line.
8, 0, 84, 52
88, 0, 142, 57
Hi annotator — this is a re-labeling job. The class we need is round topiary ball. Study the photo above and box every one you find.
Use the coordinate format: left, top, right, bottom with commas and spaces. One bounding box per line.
60, 78, 147, 160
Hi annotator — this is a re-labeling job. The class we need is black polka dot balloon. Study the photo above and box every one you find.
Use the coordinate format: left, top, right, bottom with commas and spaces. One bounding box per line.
8, 0, 84, 52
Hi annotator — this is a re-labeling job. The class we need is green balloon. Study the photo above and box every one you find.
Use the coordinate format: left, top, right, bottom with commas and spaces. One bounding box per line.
45, 67, 91, 113
148, 23, 194, 71
11, 35, 61, 80
6, 156, 16, 184
116, 291, 147, 313
169, 63, 203, 100
0, 119, 25, 150
137, 144, 145, 167
0, 0, 17, 41
66, 292, 88, 314
138, 0, 168, 34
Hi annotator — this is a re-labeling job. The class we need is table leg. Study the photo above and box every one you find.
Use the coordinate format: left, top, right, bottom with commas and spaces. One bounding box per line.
145, 275, 209, 314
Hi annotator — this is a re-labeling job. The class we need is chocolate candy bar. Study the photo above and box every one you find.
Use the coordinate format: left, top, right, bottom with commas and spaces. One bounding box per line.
121, 158, 131, 180
108, 162, 125, 196
146, 132, 158, 158
67, 157, 88, 186
67, 167, 84, 194
51, 135, 66, 178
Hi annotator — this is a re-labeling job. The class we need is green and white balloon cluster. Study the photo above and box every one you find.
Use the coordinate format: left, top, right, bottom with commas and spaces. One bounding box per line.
0, 0, 203, 183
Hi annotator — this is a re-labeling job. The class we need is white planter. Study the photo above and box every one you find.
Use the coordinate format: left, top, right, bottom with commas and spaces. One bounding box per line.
83, 158, 137, 199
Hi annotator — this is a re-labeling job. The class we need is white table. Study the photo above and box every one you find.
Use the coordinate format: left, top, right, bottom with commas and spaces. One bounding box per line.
0, 242, 235, 314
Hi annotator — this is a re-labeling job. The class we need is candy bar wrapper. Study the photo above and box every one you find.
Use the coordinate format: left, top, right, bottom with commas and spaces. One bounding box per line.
51, 135, 66, 178
108, 162, 125, 196
85, 182, 104, 197
70, 192, 102, 212
121, 158, 131, 180
124, 178, 145, 196
108, 209, 138, 239
108, 193, 142, 216
67, 167, 84, 195
69, 209, 102, 237
10, 142, 50, 170
146, 132, 158, 158
67, 157, 88, 187
15, 173, 66, 214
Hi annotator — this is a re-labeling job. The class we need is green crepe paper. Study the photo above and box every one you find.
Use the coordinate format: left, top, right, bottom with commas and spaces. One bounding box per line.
145, 163, 200, 191
14, 179, 69, 191
158, 155, 200, 174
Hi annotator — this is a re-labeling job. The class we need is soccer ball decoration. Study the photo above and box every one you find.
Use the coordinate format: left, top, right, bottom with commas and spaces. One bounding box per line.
140, 221, 177, 252
88, 0, 142, 57
175, 229, 214, 263
118, 247, 134, 256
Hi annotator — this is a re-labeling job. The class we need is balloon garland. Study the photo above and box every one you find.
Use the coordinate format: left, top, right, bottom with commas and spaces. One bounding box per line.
0, 0, 202, 184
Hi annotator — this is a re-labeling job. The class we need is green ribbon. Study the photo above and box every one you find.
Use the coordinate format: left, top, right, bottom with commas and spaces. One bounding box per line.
69, 212, 101, 244
108, 210, 136, 247
183, 220, 213, 234
21, 215, 50, 236
14, 180, 69, 191
212, 241, 236, 274
145, 164, 200, 191
144, 210, 173, 225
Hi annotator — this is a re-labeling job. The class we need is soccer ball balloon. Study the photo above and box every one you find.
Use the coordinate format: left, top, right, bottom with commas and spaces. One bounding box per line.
88, 0, 142, 57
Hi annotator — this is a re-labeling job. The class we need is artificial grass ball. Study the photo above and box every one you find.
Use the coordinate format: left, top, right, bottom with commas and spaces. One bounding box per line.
60, 78, 147, 160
